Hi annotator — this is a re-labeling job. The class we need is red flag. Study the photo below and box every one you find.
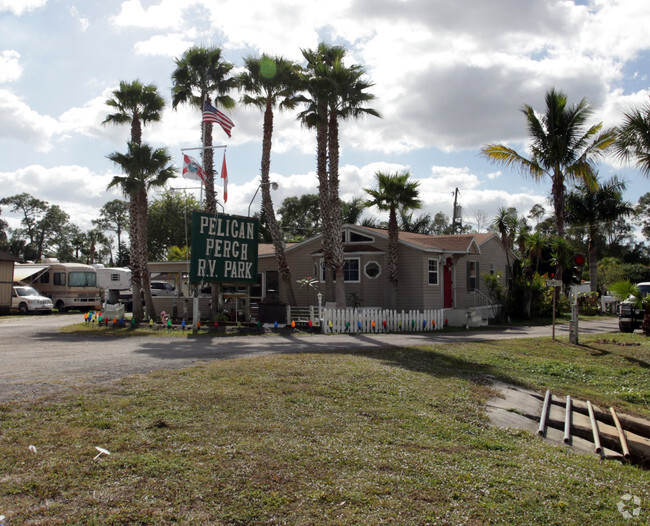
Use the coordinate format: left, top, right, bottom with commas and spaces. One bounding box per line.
203, 100, 234, 138
221, 152, 228, 203
182, 154, 207, 183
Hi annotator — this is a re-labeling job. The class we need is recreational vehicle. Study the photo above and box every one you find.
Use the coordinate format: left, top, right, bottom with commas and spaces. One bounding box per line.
15, 262, 102, 312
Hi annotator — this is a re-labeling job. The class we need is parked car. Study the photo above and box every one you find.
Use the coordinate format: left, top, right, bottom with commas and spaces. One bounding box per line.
150, 281, 180, 296
618, 282, 650, 332
12, 285, 54, 314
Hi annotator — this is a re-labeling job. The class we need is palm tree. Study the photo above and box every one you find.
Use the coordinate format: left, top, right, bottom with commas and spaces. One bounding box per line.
239, 54, 301, 305
327, 55, 381, 307
549, 236, 575, 285
566, 175, 633, 292
93, 199, 129, 265
167, 245, 189, 261
298, 44, 342, 303
491, 207, 518, 287
103, 80, 164, 145
481, 88, 616, 238
526, 231, 546, 274
299, 43, 380, 307
341, 196, 365, 225
364, 171, 421, 309
82, 227, 111, 265
399, 211, 434, 234
171, 46, 236, 214
614, 98, 650, 176
103, 80, 164, 317
107, 143, 175, 321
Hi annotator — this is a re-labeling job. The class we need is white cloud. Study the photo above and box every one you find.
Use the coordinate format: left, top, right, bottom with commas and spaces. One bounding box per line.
69, 5, 90, 32
57, 88, 120, 141
111, 0, 184, 29
0, 89, 58, 151
0, 165, 119, 230
0, 0, 47, 16
134, 33, 195, 57
0, 50, 22, 82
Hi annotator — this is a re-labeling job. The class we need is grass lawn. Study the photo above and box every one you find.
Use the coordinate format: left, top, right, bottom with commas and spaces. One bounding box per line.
0, 332, 648, 525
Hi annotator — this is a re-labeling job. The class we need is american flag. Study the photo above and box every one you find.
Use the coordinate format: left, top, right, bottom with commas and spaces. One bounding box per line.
202, 100, 235, 138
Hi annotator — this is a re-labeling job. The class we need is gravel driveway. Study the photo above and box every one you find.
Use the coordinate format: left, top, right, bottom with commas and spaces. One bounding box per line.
0, 314, 619, 402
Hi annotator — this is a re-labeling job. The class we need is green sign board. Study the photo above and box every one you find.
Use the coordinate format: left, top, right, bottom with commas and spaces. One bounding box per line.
190, 211, 259, 284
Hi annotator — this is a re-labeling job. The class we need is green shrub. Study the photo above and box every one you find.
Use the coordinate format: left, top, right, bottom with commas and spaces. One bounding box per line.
577, 291, 600, 315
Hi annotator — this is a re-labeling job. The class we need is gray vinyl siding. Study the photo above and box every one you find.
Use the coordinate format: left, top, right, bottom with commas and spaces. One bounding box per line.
422, 254, 443, 310
257, 230, 512, 310
395, 244, 426, 310
477, 237, 509, 291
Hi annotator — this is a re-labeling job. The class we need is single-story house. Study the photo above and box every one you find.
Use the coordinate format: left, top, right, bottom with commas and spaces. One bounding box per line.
257, 224, 515, 314
143, 224, 514, 325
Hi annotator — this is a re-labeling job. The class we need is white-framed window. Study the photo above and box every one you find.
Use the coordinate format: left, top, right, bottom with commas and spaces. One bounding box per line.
344, 259, 360, 282
428, 259, 438, 285
467, 261, 479, 291
364, 261, 381, 279
348, 231, 374, 243
319, 258, 361, 283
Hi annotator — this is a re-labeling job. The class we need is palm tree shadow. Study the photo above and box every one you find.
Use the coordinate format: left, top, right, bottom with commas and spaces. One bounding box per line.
334, 333, 518, 386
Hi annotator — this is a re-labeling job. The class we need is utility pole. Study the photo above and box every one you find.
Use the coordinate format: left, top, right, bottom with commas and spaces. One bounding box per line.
451, 188, 462, 234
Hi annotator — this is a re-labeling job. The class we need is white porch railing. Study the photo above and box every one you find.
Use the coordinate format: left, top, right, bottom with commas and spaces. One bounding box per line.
321, 308, 445, 334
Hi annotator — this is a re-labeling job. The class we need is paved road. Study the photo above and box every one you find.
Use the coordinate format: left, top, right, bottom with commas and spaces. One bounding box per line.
0, 314, 620, 402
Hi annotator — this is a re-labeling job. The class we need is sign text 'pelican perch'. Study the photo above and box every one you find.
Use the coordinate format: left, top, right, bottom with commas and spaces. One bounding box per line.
190, 212, 259, 283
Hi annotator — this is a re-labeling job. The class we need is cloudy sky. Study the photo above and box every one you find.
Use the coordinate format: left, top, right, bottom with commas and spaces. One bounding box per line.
1, 0, 649, 237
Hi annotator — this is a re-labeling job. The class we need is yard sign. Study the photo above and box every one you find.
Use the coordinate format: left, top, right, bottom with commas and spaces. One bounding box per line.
190, 211, 259, 284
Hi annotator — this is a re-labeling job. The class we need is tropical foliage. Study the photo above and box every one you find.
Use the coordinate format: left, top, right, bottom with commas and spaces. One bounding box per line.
107, 142, 175, 321
614, 97, 650, 176
481, 88, 616, 238
171, 46, 236, 214
239, 54, 302, 305
299, 42, 380, 307
566, 175, 633, 291
364, 170, 421, 308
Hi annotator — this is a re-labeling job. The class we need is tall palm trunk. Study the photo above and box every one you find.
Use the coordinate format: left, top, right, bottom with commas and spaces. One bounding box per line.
128, 196, 144, 322
201, 108, 216, 214
131, 116, 142, 146
387, 206, 399, 309
201, 96, 219, 318
327, 107, 346, 307
588, 223, 598, 292
261, 99, 297, 305
136, 189, 156, 320
552, 171, 565, 293
315, 106, 334, 302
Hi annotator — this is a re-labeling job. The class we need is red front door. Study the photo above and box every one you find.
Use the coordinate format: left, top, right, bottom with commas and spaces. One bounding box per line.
443, 260, 453, 308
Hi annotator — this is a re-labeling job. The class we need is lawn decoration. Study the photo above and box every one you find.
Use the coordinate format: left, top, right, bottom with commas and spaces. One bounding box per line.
93, 447, 110, 460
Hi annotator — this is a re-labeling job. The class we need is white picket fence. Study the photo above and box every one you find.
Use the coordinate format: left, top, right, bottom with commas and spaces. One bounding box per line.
321, 308, 445, 334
